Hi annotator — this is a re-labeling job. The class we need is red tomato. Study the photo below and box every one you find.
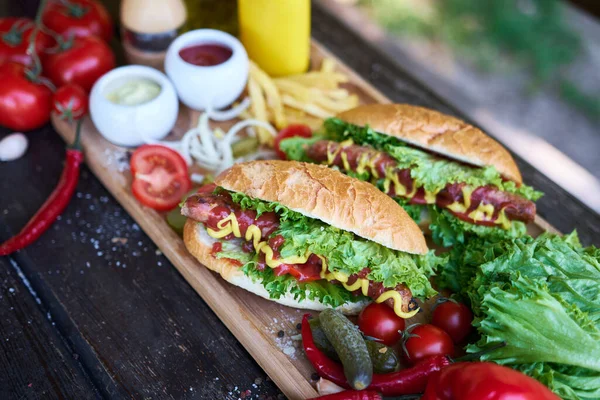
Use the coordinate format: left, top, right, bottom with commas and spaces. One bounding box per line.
431, 299, 473, 344
358, 302, 406, 346
42, 0, 113, 42
274, 124, 312, 159
0, 18, 53, 66
0, 63, 53, 131
130, 145, 191, 211
43, 35, 115, 92
53, 84, 88, 120
403, 324, 454, 364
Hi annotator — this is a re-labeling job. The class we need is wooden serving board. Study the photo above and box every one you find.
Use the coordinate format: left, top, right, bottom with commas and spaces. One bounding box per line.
52, 40, 558, 399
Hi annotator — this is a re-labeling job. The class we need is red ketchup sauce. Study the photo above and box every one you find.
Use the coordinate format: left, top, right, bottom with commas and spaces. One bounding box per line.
179, 44, 233, 66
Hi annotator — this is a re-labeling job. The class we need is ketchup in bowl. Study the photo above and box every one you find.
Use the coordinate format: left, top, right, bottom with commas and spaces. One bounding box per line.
178, 44, 233, 66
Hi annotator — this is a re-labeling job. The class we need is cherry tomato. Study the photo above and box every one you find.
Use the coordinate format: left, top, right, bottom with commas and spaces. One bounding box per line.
0, 63, 53, 131
403, 324, 454, 364
43, 35, 115, 92
358, 302, 406, 346
53, 84, 88, 121
431, 299, 473, 344
274, 124, 312, 160
0, 17, 53, 66
42, 0, 113, 42
130, 145, 191, 211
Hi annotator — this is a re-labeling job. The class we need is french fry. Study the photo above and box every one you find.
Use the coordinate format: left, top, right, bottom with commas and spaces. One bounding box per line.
247, 76, 273, 146
276, 80, 359, 113
321, 58, 336, 73
281, 95, 333, 119
277, 71, 348, 90
244, 58, 359, 146
249, 62, 287, 129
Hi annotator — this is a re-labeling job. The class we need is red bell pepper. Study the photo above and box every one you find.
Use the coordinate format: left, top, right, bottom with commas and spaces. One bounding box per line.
421, 362, 560, 400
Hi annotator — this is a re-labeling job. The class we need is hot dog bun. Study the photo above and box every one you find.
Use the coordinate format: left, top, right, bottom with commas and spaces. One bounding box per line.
183, 219, 368, 314
337, 104, 522, 184
215, 160, 428, 255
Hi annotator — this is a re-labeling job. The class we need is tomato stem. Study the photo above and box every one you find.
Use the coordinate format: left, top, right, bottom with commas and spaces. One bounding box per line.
25, 0, 49, 82
1, 19, 34, 46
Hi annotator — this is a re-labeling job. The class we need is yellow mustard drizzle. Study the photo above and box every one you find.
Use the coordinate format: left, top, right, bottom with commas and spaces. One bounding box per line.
468, 203, 495, 222
207, 213, 310, 268
317, 255, 419, 319
208, 213, 419, 318
326, 139, 354, 165
446, 186, 474, 213
423, 188, 440, 204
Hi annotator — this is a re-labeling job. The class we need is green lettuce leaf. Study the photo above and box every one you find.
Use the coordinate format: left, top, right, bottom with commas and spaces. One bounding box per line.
322, 117, 543, 201
227, 190, 440, 300
278, 136, 322, 162
437, 232, 600, 399
469, 276, 600, 399
427, 206, 527, 247
469, 276, 600, 369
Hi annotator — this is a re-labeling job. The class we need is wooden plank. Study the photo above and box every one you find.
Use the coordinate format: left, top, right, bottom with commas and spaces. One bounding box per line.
0, 257, 98, 400
0, 125, 282, 399
50, 40, 565, 399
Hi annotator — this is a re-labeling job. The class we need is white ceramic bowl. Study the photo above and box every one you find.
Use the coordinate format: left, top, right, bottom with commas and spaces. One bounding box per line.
89, 65, 178, 147
164, 29, 249, 111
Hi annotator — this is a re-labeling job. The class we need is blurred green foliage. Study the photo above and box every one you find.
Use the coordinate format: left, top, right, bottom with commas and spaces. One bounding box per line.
361, 0, 599, 120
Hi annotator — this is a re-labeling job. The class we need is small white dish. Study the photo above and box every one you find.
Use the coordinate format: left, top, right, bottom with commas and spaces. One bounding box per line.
89, 65, 178, 147
164, 29, 249, 111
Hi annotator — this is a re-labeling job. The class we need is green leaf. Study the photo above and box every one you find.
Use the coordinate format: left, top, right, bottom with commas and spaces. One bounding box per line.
468, 276, 600, 371
438, 232, 600, 398
278, 136, 322, 162
427, 206, 527, 247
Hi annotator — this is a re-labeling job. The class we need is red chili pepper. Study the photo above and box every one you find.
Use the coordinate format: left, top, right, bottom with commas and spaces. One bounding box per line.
370, 355, 451, 396
421, 362, 560, 400
0, 122, 83, 256
301, 314, 451, 396
310, 390, 382, 400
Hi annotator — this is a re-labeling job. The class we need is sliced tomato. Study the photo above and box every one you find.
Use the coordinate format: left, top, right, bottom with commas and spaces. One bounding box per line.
274, 124, 312, 160
130, 145, 191, 211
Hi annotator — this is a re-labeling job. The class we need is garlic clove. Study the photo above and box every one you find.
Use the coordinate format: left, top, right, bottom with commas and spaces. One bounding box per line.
0, 133, 29, 162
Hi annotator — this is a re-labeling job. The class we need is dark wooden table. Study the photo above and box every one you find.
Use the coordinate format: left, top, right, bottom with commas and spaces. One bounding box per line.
2, 1, 599, 400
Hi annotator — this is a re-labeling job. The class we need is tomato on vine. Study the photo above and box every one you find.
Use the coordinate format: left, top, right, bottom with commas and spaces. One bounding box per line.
42, 0, 113, 42
0, 63, 53, 131
0, 17, 54, 66
43, 35, 115, 92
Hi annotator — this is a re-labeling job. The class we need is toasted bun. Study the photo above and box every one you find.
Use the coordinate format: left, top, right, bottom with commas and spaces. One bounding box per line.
183, 220, 367, 314
215, 160, 428, 255
337, 104, 522, 184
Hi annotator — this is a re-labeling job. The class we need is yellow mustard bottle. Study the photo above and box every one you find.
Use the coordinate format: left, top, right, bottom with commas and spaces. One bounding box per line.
238, 0, 310, 76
